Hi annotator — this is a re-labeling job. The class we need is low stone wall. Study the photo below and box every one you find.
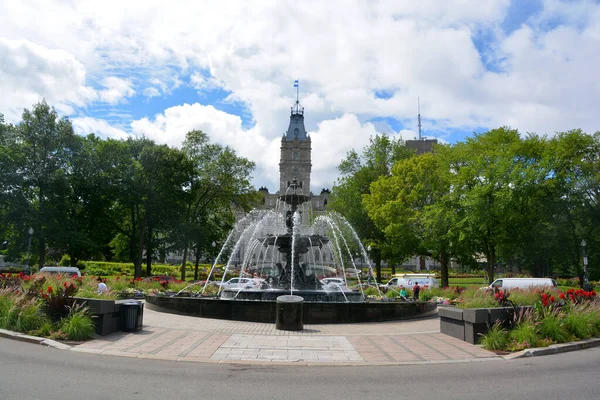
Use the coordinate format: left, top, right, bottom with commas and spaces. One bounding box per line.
73, 297, 144, 336
146, 295, 438, 324
439, 306, 531, 344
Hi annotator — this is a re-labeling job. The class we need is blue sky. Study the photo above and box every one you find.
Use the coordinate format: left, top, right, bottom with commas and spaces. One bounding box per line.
1, 0, 599, 190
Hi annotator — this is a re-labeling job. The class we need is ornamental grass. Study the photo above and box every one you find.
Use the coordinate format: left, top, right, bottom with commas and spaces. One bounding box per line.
479, 289, 599, 352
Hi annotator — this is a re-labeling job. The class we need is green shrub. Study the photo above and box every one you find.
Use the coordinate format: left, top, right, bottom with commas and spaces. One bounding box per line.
507, 289, 541, 306
14, 299, 48, 333
60, 304, 95, 340
363, 286, 380, 296
563, 308, 594, 340
59, 254, 71, 267
479, 322, 508, 351
456, 288, 499, 309
508, 321, 538, 350
385, 288, 399, 299
28, 321, 54, 338
0, 290, 19, 329
537, 313, 569, 343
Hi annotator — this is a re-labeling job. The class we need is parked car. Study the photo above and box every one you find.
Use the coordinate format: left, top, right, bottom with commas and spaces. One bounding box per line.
38, 266, 82, 277
320, 277, 346, 290
220, 277, 267, 290
382, 274, 439, 289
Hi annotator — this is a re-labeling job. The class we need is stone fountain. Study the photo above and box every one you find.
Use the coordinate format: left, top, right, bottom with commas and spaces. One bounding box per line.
146, 179, 436, 323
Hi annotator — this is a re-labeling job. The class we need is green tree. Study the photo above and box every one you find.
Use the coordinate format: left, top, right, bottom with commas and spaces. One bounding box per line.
365, 152, 456, 287
178, 130, 258, 281
12, 101, 77, 267
444, 127, 552, 284
329, 135, 414, 281
543, 130, 600, 285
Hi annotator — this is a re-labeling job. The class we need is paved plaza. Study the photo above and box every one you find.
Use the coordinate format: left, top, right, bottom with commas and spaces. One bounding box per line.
71, 307, 499, 365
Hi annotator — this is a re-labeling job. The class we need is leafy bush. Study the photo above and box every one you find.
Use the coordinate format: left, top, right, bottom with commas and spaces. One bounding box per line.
40, 281, 78, 321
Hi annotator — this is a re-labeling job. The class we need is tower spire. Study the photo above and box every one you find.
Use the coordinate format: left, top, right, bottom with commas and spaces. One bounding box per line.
417, 97, 422, 140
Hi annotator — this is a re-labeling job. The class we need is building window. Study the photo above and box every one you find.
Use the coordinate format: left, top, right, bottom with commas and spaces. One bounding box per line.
293, 151, 299, 160
316, 200, 320, 208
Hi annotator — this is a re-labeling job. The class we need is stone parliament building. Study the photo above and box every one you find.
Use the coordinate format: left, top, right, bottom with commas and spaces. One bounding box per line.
258, 100, 330, 214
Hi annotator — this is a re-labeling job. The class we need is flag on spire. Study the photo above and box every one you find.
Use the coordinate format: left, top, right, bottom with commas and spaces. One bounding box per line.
294, 79, 299, 87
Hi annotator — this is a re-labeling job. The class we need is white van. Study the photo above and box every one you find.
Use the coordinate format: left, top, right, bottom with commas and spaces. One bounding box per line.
489, 278, 556, 290
384, 274, 439, 289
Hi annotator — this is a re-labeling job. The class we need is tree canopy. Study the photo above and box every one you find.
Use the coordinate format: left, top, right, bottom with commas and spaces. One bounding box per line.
0, 102, 259, 278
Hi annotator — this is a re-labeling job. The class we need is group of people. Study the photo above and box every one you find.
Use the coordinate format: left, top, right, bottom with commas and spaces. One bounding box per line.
398, 283, 420, 301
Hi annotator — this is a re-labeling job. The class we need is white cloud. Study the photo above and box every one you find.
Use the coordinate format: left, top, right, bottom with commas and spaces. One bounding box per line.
0, 38, 96, 122
72, 116, 130, 139
190, 72, 225, 92
98, 77, 135, 104
143, 87, 160, 98
2, 0, 600, 189
130, 102, 286, 188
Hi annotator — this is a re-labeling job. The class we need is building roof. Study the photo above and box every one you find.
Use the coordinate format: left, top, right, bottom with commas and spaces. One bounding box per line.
284, 101, 308, 141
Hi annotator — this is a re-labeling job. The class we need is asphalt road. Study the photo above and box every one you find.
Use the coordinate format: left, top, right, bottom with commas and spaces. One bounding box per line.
1, 338, 599, 400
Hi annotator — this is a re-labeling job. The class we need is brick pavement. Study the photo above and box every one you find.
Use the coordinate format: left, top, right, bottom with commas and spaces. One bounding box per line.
72, 308, 500, 365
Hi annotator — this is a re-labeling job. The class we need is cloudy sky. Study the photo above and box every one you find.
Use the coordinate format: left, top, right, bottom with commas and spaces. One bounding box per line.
1, 0, 599, 192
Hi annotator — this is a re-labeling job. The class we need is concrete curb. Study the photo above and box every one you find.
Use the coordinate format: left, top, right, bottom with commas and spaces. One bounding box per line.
0, 328, 72, 350
503, 338, 600, 359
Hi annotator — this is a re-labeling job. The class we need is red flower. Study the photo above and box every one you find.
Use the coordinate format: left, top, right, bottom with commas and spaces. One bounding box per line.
550, 296, 555, 303
46, 286, 53, 294
559, 293, 566, 299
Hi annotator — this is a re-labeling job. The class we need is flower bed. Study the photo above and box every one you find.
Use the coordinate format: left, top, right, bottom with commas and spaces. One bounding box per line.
439, 286, 599, 351
0, 272, 147, 339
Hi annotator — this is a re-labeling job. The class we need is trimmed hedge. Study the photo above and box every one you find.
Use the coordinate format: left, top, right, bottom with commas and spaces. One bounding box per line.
79, 261, 214, 278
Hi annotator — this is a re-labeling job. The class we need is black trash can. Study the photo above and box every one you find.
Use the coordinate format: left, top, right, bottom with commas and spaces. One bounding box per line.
276, 295, 304, 331
122, 301, 144, 332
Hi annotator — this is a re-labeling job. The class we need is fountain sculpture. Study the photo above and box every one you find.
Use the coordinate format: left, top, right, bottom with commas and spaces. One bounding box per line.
146, 179, 437, 323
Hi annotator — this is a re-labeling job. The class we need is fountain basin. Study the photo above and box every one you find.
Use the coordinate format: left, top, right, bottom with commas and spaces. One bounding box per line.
219, 288, 364, 302
146, 295, 437, 323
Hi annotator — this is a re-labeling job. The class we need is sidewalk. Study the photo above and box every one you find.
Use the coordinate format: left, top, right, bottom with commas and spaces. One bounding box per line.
70, 308, 500, 365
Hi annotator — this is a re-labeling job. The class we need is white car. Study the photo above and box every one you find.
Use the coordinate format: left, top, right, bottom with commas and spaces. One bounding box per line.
220, 277, 266, 290
320, 277, 346, 290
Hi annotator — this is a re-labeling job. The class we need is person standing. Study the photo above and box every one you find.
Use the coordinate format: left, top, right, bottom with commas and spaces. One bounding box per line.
412, 283, 421, 301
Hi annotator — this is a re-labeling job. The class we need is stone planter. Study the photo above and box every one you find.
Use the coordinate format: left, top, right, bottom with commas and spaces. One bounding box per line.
73, 297, 144, 336
439, 306, 531, 344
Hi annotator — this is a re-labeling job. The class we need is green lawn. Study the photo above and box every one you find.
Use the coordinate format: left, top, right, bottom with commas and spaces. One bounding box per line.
448, 277, 486, 287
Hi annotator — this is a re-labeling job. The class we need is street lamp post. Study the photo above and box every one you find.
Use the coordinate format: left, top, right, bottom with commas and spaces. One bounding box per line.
25, 227, 34, 275
581, 239, 590, 291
